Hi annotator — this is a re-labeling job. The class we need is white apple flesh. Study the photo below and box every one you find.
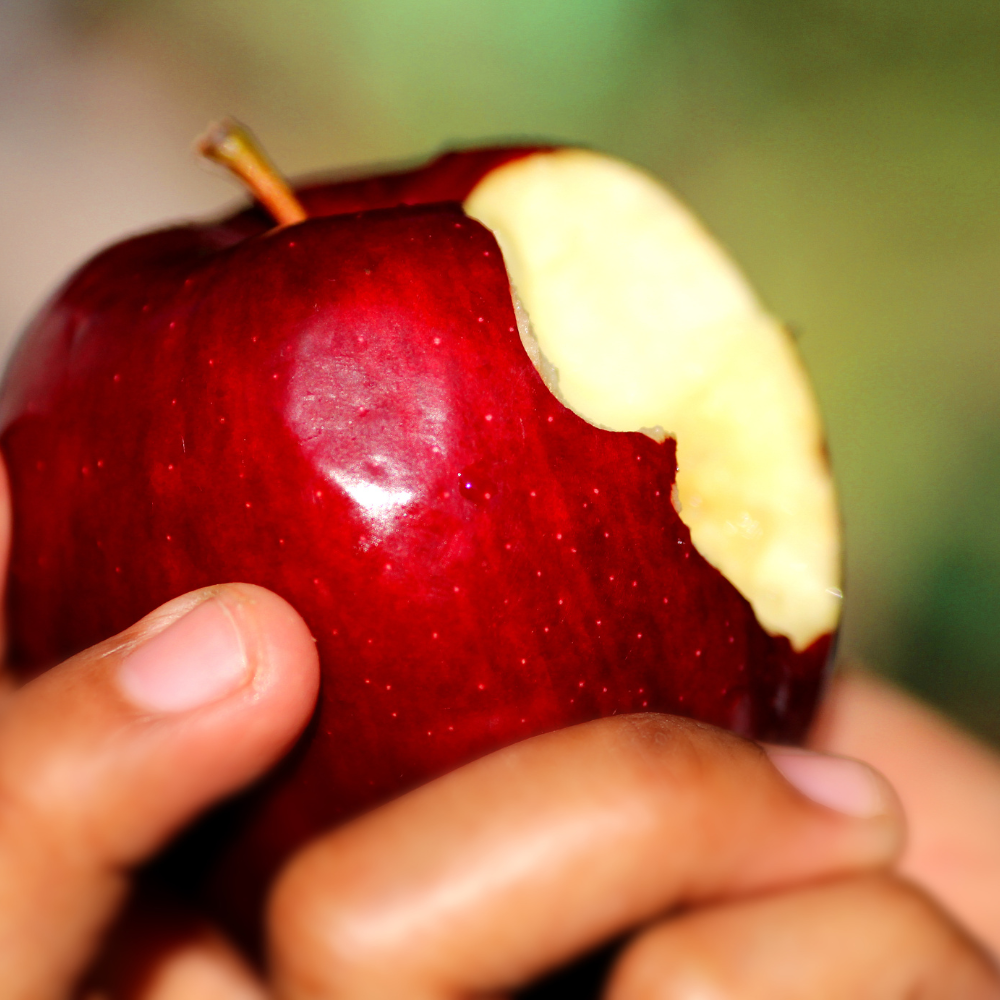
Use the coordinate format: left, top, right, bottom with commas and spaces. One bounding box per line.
465, 149, 841, 650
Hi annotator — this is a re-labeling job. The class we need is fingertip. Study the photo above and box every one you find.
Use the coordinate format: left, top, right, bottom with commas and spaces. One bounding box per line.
762, 745, 906, 871
139, 583, 322, 801
114, 583, 320, 739
215, 583, 321, 722
765, 747, 896, 820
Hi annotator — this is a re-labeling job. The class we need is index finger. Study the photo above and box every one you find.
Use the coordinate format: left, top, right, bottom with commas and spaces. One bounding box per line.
269, 714, 902, 999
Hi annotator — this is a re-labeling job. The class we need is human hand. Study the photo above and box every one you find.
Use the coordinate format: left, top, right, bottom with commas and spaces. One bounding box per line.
812, 670, 1000, 957
0, 486, 320, 998
78, 712, 999, 1000
74, 705, 995, 1000
260, 714, 998, 999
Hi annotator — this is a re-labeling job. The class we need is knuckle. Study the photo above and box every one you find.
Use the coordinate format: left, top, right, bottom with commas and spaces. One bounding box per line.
268, 841, 332, 948
854, 873, 955, 935
267, 835, 377, 976
607, 921, 713, 1000
591, 713, 765, 818
595, 712, 748, 780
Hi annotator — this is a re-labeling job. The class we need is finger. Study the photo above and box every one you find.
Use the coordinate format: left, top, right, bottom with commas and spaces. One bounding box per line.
606, 873, 1000, 1000
0, 583, 318, 1000
811, 670, 1000, 955
269, 714, 902, 999
87, 889, 267, 1000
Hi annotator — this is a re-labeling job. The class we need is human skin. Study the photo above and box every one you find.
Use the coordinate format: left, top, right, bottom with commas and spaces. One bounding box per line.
810, 670, 1000, 957
0, 455, 994, 997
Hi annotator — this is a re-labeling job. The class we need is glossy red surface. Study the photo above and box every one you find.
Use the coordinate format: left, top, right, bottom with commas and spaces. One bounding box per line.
0, 149, 832, 935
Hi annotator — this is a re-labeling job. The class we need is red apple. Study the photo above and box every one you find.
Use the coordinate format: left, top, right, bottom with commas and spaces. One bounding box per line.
0, 127, 840, 934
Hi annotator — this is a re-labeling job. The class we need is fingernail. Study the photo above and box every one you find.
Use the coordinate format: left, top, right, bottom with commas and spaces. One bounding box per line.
118, 598, 250, 713
766, 748, 888, 819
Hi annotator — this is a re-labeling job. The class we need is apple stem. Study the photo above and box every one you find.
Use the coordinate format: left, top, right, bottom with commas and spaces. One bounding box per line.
197, 118, 307, 227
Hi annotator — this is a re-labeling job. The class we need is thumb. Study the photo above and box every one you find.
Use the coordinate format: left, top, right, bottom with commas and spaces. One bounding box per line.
0, 583, 318, 999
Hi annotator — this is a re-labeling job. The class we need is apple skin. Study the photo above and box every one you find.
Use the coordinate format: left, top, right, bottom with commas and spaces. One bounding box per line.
0, 148, 832, 933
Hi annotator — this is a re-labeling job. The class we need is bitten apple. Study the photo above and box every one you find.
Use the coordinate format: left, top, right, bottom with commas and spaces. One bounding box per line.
0, 124, 840, 931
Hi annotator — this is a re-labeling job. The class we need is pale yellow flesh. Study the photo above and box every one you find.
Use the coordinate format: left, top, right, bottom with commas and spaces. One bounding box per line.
464, 149, 841, 651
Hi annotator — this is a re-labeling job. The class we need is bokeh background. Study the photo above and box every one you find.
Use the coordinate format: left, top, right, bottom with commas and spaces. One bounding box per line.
3, 0, 999, 743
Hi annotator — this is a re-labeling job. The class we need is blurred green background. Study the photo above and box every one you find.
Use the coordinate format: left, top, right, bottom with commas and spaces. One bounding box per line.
3, 0, 999, 742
